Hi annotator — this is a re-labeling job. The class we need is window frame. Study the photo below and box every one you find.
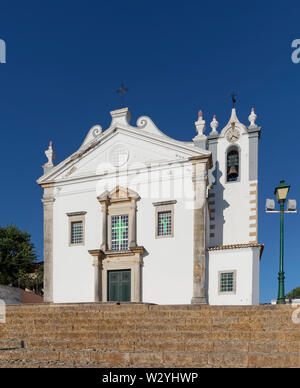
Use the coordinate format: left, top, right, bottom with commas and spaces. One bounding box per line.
153, 200, 176, 239
111, 214, 129, 252
67, 211, 86, 247
218, 270, 237, 295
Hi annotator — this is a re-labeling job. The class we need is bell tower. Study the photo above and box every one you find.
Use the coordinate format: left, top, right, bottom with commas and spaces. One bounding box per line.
206, 107, 261, 246
195, 107, 263, 305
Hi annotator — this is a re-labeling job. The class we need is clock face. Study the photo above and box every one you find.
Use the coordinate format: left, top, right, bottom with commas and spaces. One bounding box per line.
226, 126, 240, 143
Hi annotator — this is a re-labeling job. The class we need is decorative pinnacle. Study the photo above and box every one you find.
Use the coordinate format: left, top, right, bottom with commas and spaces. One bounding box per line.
45, 141, 56, 167
194, 110, 206, 138
248, 107, 257, 127
210, 115, 219, 135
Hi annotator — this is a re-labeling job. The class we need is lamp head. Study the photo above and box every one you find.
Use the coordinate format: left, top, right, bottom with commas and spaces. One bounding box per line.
274, 180, 290, 203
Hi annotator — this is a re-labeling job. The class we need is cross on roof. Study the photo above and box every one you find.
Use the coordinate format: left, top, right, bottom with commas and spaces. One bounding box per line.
231, 92, 237, 108
116, 83, 129, 108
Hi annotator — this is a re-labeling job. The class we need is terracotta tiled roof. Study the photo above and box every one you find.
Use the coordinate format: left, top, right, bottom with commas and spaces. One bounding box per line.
208, 243, 264, 258
20, 289, 44, 304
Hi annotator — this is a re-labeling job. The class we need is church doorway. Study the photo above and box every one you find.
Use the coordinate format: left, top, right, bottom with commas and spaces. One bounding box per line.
107, 270, 131, 302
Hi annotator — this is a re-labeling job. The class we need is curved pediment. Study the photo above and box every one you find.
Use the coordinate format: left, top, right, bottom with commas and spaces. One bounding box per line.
37, 108, 211, 185
97, 186, 139, 204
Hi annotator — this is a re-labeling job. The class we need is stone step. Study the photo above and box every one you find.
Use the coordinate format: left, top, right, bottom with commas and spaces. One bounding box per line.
2, 330, 300, 343
0, 348, 299, 368
6, 306, 294, 318
1, 321, 298, 335
0, 359, 100, 368
5, 304, 296, 316
4, 312, 297, 323
1, 334, 300, 353
4, 338, 300, 353
1, 304, 299, 368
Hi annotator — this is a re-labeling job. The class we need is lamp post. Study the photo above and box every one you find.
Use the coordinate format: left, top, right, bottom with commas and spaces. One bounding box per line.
266, 180, 297, 305
275, 181, 290, 304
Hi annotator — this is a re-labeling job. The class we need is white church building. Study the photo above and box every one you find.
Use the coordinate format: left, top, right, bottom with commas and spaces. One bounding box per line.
37, 106, 263, 305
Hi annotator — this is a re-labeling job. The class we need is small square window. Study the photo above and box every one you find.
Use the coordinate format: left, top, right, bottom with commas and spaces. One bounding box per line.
71, 221, 83, 244
219, 271, 236, 294
67, 211, 86, 247
157, 211, 172, 236
153, 200, 176, 239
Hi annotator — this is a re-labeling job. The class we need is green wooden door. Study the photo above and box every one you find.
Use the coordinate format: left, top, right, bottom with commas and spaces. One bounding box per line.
108, 270, 131, 302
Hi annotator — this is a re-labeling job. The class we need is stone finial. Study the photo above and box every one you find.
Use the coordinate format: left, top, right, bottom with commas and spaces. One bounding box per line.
43, 141, 56, 173
210, 115, 219, 135
194, 110, 206, 138
110, 107, 132, 127
248, 107, 257, 127
193, 110, 207, 149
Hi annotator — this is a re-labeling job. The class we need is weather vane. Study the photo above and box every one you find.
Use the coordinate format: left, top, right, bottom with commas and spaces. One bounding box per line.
231, 92, 237, 108
117, 83, 129, 108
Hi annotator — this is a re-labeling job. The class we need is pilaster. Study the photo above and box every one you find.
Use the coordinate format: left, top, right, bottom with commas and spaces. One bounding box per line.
99, 197, 109, 251
189, 156, 211, 305
41, 185, 55, 303
129, 198, 137, 248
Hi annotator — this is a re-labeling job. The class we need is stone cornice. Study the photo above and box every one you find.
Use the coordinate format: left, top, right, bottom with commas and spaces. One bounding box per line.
88, 246, 145, 259
208, 243, 264, 259
41, 197, 55, 205
88, 249, 106, 259
152, 200, 177, 207
66, 211, 87, 217
188, 154, 213, 169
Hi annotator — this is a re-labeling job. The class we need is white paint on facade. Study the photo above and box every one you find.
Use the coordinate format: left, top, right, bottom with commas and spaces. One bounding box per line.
208, 247, 260, 305
38, 106, 263, 305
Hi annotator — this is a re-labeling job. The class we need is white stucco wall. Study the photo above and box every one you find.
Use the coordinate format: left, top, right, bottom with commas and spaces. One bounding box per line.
42, 108, 261, 306
208, 247, 260, 305
140, 195, 194, 305
52, 182, 101, 303
51, 153, 196, 304
210, 132, 253, 247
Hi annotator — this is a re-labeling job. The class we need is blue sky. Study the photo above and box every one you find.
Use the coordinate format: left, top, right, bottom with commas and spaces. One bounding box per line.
0, 0, 299, 302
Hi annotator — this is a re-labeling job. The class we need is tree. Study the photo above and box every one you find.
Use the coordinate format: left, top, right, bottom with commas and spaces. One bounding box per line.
17, 262, 44, 296
286, 287, 300, 299
0, 225, 37, 287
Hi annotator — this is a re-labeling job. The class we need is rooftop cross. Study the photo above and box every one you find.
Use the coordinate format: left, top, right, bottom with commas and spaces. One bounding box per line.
231, 92, 237, 108
116, 83, 129, 108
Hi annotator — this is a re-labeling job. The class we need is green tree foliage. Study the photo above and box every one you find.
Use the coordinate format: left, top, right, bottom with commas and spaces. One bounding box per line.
286, 287, 300, 299
17, 263, 44, 296
0, 225, 37, 287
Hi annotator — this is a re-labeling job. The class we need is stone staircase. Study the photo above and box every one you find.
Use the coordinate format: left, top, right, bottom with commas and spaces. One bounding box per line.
0, 304, 299, 368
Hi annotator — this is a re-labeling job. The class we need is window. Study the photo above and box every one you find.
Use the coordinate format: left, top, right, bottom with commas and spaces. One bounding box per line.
227, 148, 239, 182
111, 215, 129, 251
67, 211, 86, 246
71, 221, 83, 244
158, 211, 172, 236
153, 200, 176, 239
219, 271, 236, 294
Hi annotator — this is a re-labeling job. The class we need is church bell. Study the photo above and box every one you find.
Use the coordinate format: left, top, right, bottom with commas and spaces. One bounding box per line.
227, 165, 238, 180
